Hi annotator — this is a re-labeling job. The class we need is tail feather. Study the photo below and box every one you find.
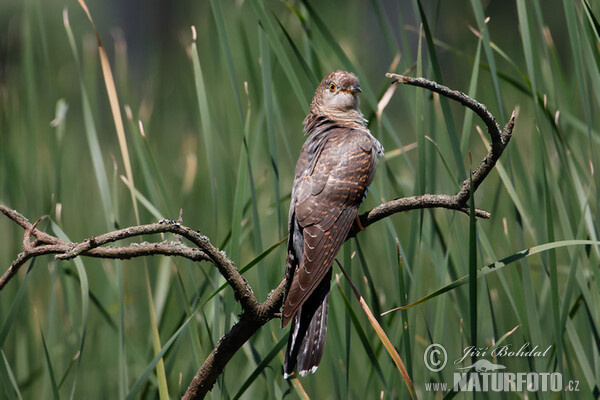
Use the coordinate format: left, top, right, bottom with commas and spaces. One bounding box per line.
284, 268, 332, 378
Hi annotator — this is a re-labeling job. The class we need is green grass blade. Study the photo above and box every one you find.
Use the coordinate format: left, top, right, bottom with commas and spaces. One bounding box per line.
384, 240, 600, 313
121, 176, 163, 220
249, 0, 309, 112
0, 350, 22, 400
274, 15, 319, 87
124, 113, 168, 217
336, 259, 415, 399
542, 141, 563, 378
415, 23, 425, 237
353, 240, 382, 320
51, 222, 90, 375
489, 324, 521, 354
238, 92, 263, 254
342, 244, 352, 398
259, 28, 282, 236
245, 135, 264, 255
335, 277, 390, 393
229, 135, 248, 265
40, 329, 61, 400
460, 39, 482, 154
565, 318, 597, 392
190, 26, 218, 230
78, 0, 140, 224
144, 267, 169, 400
370, 0, 399, 56
425, 136, 458, 190
478, 130, 534, 233
416, 0, 465, 181
468, 172, 477, 354
395, 239, 412, 379
232, 332, 288, 400
63, 9, 113, 228
124, 314, 194, 400
470, 0, 506, 121
139, 131, 174, 217
209, 0, 244, 124
516, 0, 537, 99
0, 260, 36, 347
201, 237, 286, 307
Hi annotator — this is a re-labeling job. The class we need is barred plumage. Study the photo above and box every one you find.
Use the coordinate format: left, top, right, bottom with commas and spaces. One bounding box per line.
282, 71, 383, 378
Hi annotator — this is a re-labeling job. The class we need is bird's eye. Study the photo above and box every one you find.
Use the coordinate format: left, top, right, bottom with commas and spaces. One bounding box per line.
328, 82, 337, 92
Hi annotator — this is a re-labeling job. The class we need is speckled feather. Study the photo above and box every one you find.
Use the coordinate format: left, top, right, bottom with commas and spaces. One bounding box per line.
283, 71, 383, 377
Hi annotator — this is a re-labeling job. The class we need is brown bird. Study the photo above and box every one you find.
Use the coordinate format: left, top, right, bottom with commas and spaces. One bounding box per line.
282, 70, 384, 378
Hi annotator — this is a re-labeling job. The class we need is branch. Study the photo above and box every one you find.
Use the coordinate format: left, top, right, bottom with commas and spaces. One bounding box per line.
0, 206, 259, 314
1, 202, 282, 398
0, 74, 517, 399
348, 73, 517, 237
182, 280, 285, 399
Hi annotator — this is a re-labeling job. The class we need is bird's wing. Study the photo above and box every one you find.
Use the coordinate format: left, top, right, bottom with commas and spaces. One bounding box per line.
282, 128, 377, 326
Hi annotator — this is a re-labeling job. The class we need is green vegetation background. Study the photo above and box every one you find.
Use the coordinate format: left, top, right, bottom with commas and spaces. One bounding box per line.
1, 0, 599, 398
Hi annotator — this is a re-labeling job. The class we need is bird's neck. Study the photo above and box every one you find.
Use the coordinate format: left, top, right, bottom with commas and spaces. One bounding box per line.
303, 107, 367, 135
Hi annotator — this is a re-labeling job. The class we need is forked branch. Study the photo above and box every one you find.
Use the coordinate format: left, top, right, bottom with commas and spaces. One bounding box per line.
350, 73, 516, 236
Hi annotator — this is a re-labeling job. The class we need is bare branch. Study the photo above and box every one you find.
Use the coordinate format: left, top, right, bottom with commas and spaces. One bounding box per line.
81, 242, 210, 261
184, 315, 264, 399
385, 73, 505, 147
456, 109, 516, 203
0, 207, 256, 312
54, 221, 212, 263
352, 194, 490, 238
0, 245, 65, 289
1, 206, 63, 245
1, 202, 284, 398
350, 73, 518, 236
183, 280, 286, 399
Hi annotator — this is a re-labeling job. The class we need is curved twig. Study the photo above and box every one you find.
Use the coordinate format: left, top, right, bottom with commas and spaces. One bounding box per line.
349, 74, 517, 237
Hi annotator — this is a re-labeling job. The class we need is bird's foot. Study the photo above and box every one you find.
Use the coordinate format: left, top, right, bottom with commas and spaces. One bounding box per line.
354, 215, 365, 231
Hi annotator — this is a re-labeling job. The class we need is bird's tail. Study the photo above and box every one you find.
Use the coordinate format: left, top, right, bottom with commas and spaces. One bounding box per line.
283, 268, 332, 379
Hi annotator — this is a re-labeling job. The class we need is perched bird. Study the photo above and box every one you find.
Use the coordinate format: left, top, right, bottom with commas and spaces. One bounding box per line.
282, 70, 384, 378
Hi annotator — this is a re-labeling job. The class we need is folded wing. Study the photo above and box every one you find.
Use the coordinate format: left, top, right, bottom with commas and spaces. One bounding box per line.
282, 128, 378, 326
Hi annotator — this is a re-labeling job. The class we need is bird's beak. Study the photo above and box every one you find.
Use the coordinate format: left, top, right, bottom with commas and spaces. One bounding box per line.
347, 85, 362, 94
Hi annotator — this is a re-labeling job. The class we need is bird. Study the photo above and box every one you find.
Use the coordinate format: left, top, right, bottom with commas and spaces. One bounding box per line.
282, 70, 384, 378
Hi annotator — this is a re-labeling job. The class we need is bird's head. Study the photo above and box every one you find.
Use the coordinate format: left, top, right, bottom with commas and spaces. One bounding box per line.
311, 70, 362, 114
